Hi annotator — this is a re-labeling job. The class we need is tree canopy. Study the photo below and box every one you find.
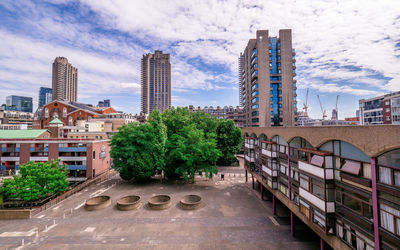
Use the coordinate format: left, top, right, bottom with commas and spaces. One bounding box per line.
110, 107, 242, 182
1, 160, 69, 202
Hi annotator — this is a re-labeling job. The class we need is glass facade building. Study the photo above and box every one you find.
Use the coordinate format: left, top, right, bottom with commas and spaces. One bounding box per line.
39, 87, 52, 108
5, 95, 32, 113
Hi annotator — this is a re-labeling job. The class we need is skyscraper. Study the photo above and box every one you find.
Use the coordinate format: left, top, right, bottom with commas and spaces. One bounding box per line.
52, 57, 78, 102
5, 95, 33, 113
39, 87, 52, 108
239, 29, 297, 127
141, 50, 171, 115
97, 99, 110, 107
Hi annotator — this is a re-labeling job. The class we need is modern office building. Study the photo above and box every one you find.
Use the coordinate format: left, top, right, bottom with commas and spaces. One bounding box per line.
52, 57, 78, 102
239, 29, 297, 127
39, 87, 52, 108
188, 105, 244, 128
97, 99, 110, 108
5, 95, 33, 113
359, 91, 400, 125
141, 50, 171, 115
243, 126, 400, 249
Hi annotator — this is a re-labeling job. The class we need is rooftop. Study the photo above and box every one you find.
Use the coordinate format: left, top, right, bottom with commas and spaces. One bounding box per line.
0, 129, 48, 139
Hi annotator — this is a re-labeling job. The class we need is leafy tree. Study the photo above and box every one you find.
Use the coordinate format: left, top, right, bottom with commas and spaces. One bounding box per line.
110, 123, 158, 182
166, 124, 221, 181
148, 110, 167, 173
216, 119, 243, 166
0, 160, 69, 202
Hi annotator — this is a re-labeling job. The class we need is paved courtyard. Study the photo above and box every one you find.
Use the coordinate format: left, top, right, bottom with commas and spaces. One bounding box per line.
0, 167, 319, 249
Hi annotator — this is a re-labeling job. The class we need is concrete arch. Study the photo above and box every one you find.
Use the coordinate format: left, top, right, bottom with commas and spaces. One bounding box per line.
242, 126, 400, 157
259, 133, 268, 140
288, 136, 313, 149
319, 139, 370, 163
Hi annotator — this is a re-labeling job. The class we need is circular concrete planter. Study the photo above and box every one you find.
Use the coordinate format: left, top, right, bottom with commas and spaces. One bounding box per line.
85, 195, 111, 211
148, 195, 171, 210
117, 195, 141, 211
179, 195, 202, 210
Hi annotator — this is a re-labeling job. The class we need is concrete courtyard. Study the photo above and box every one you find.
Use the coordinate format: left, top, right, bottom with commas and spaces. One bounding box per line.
0, 167, 320, 249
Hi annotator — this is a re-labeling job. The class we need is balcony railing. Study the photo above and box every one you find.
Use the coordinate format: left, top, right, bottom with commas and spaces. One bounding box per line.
30, 147, 49, 152
1, 147, 20, 153
299, 187, 335, 213
245, 155, 255, 162
59, 147, 87, 152
298, 160, 334, 180
66, 165, 87, 170
262, 164, 278, 177
262, 149, 277, 158
244, 143, 254, 149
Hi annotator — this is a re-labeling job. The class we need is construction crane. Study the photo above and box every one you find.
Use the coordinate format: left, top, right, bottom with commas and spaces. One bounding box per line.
317, 95, 327, 120
302, 88, 309, 116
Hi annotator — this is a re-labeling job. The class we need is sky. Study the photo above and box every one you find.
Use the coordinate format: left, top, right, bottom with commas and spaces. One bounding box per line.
0, 0, 399, 119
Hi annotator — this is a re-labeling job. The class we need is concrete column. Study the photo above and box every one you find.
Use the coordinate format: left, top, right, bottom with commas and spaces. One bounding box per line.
371, 157, 380, 250
245, 170, 248, 182
260, 183, 263, 200
320, 238, 324, 250
252, 175, 255, 189
272, 195, 276, 215
290, 211, 295, 237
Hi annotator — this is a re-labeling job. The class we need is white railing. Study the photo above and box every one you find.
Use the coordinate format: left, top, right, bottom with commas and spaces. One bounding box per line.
29, 157, 49, 161
262, 149, 277, 158
299, 187, 335, 213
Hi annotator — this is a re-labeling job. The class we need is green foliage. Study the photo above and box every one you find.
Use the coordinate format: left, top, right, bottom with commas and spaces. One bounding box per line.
166, 124, 221, 181
0, 160, 69, 202
216, 119, 243, 166
111, 107, 243, 183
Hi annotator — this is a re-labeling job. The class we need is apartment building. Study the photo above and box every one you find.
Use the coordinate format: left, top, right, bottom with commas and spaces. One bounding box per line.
239, 29, 297, 127
0, 133, 110, 181
141, 50, 171, 115
243, 126, 400, 249
0, 109, 34, 129
188, 105, 244, 128
52, 57, 78, 102
359, 91, 400, 125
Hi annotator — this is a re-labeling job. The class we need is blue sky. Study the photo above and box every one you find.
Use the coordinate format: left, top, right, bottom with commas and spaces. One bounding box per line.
0, 0, 399, 119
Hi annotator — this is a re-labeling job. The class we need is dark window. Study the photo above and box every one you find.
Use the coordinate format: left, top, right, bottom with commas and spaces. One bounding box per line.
93, 151, 96, 159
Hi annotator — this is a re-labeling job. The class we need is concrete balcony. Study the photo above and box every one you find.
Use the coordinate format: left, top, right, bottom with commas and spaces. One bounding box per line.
262, 164, 278, 177
262, 149, 277, 158
67, 165, 86, 170
59, 156, 87, 161
59, 147, 87, 152
299, 187, 335, 213
298, 161, 334, 180
29, 157, 49, 161
0, 157, 20, 161
30, 147, 48, 152
245, 155, 255, 162
244, 143, 254, 149
1, 148, 20, 153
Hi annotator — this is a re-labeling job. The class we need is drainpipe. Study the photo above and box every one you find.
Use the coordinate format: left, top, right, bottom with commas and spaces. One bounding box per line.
260, 183, 263, 200
272, 195, 276, 215
291, 211, 295, 237
320, 238, 324, 250
245, 170, 248, 182
252, 175, 255, 189
371, 157, 380, 250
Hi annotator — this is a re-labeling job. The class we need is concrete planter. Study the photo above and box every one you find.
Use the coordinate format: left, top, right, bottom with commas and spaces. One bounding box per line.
117, 195, 141, 211
85, 195, 111, 211
179, 195, 202, 210
148, 195, 171, 210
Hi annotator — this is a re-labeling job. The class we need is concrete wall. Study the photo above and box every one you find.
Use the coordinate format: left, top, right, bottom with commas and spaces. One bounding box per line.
0, 209, 30, 219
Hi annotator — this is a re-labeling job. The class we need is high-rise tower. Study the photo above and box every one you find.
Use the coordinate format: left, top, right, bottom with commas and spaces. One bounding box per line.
52, 57, 78, 102
239, 29, 297, 127
141, 50, 171, 115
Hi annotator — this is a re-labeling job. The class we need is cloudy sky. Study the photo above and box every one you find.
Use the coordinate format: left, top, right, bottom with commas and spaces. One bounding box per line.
1, 0, 399, 119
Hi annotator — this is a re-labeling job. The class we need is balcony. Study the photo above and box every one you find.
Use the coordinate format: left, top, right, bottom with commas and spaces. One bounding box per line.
244, 143, 254, 149
245, 155, 255, 162
66, 165, 87, 170
299, 187, 335, 213
59, 147, 87, 152
262, 164, 278, 177
0, 157, 20, 161
29, 156, 49, 161
30, 147, 48, 152
262, 149, 277, 158
59, 156, 87, 161
298, 161, 334, 180
1, 147, 20, 153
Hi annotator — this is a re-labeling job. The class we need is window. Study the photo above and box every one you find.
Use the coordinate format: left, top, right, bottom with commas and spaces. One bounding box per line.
380, 203, 400, 235
312, 180, 325, 199
93, 151, 96, 159
300, 174, 309, 191
45, 108, 49, 118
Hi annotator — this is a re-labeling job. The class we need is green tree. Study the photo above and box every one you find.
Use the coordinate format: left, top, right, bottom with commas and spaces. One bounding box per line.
0, 161, 69, 202
110, 123, 159, 182
216, 119, 243, 166
148, 110, 167, 173
166, 124, 221, 181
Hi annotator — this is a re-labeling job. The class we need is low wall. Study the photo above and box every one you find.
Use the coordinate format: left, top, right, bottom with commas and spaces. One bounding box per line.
0, 209, 30, 220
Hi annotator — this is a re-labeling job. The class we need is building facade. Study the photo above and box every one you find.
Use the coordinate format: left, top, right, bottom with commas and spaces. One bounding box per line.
141, 50, 171, 115
0, 138, 110, 181
188, 105, 244, 128
243, 126, 400, 249
39, 87, 52, 108
52, 57, 78, 102
239, 29, 297, 127
359, 91, 400, 125
33, 100, 117, 129
0, 109, 34, 129
5, 95, 33, 113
